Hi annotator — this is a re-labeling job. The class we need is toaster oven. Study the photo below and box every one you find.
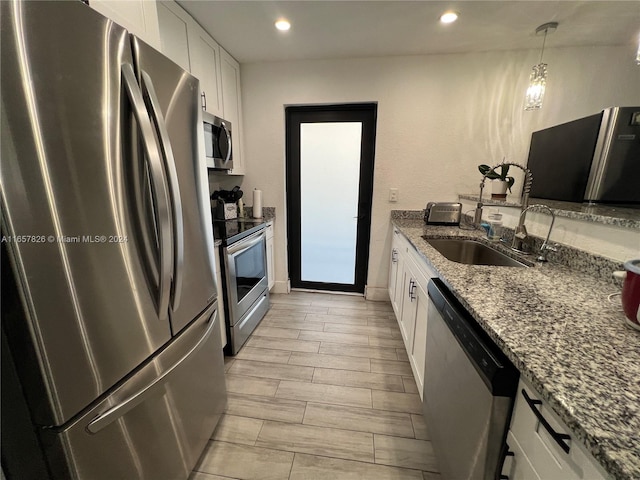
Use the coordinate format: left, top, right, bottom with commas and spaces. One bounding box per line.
424, 202, 462, 225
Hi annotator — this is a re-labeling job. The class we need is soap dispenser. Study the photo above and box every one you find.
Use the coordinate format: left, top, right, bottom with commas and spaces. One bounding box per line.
487, 210, 503, 241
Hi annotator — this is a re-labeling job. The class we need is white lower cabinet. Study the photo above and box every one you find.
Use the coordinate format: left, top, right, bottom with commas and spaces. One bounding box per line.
389, 228, 409, 318
389, 228, 436, 399
266, 221, 275, 290
502, 378, 609, 480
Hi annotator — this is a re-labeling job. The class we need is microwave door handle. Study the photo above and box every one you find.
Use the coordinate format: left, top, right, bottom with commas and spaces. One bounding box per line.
140, 70, 184, 312
221, 122, 232, 163
121, 64, 172, 321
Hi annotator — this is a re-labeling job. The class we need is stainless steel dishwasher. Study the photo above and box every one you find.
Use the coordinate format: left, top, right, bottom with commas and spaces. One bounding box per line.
423, 279, 519, 480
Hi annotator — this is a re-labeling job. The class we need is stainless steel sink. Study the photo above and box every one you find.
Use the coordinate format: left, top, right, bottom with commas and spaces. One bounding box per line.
423, 238, 529, 267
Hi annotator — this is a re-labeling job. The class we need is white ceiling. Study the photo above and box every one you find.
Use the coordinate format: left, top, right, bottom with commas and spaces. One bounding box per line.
176, 1, 640, 64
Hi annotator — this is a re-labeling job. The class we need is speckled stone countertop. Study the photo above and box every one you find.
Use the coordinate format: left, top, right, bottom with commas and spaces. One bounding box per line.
391, 215, 640, 480
459, 194, 640, 229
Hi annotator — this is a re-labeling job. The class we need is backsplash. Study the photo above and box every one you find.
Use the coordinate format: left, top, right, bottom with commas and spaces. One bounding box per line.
392, 210, 623, 283
242, 206, 275, 219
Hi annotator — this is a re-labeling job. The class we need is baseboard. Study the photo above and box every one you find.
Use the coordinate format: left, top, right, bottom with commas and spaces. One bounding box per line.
364, 286, 390, 302
271, 281, 290, 294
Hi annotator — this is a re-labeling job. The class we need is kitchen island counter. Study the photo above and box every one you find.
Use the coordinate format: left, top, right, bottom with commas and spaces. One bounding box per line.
391, 213, 640, 480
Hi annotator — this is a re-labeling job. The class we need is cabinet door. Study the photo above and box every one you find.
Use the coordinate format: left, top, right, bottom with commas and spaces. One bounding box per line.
388, 247, 399, 307
411, 280, 429, 399
392, 251, 406, 320
89, 0, 161, 50
504, 433, 542, 480
509, 380, 607, 480
220, 48, 244, 175
390, 230, 409, 319
157, 1, 191, 72
389, 233, 401, 315
188, 24, 223, 117
399, 266, 417, 352
266, 223, 275, 290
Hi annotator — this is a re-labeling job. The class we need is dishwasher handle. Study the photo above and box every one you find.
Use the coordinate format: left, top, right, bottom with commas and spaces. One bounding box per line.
521, 388, 571, 454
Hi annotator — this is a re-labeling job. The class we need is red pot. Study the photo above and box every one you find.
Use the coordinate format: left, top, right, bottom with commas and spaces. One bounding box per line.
621, 259, 640, 329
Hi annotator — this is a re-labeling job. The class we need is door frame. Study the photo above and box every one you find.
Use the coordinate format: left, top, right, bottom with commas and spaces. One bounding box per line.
285, 103, 377, 293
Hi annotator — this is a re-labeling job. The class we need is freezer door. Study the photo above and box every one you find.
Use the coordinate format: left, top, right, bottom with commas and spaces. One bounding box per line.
132, 37, 218, 335
0, 1, 173, 425
42, 304, 227, 480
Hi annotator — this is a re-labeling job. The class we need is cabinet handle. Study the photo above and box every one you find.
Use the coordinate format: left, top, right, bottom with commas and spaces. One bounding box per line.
498, 444, 514, 480
409, 279, 417, 301
407, 279, 414, 299
391, 249, 398, 263
201, 91, 207, 111
521, 389, 571, 453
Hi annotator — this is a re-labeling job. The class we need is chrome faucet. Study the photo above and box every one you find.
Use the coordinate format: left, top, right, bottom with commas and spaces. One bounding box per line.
518, 204, 557, 262
474, 162, 533, 252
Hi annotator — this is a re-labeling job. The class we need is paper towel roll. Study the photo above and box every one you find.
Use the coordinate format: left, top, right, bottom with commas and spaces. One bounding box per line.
252, 189, 263, 218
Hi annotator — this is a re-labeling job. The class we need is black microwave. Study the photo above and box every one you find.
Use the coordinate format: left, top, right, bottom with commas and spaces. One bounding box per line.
203, 111, 233, 170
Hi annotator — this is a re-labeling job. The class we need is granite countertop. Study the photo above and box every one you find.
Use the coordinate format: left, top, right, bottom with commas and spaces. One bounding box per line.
391, 216, 640, 480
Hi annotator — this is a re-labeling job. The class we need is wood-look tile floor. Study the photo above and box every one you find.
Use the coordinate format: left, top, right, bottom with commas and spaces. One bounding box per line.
191, 291, 441, 480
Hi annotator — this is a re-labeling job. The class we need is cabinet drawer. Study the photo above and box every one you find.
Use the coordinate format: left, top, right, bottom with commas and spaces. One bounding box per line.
510, 380, 607, 480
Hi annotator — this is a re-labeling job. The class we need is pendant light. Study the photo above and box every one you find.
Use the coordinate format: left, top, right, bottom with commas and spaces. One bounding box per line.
524, 22, 558, 111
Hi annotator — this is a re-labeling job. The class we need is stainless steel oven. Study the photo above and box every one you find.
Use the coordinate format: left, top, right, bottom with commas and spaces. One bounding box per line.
221, 225, 269, 354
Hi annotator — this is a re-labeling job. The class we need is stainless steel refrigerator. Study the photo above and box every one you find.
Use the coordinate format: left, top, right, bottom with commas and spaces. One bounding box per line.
0, 2, 226, 479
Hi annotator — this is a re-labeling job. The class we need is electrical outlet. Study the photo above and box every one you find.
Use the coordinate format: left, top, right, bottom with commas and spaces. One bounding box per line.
389, 188, 399, 202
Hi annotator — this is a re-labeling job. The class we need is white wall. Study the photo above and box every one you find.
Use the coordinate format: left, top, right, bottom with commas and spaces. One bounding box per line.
239, 46, 640, 294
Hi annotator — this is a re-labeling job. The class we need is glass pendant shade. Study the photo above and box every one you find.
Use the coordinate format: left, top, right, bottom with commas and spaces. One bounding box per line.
524, 63, 547, 111
524, 22, 556, 111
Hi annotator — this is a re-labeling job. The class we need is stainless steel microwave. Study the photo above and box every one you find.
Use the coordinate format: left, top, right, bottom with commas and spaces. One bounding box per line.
203, 111, 233, 170
526, 106, 640, 205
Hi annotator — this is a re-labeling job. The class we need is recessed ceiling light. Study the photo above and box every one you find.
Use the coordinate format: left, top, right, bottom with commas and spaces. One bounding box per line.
275, 19, 291, 31
440, 11, 459, 24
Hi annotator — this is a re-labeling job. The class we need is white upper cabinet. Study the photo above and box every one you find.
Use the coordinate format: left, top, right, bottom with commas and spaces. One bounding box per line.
155, 1, 245, 175
220, 49, 244, 175
156, 2, 191, 72
89, 0, 161, 50
188, 24, 224, 118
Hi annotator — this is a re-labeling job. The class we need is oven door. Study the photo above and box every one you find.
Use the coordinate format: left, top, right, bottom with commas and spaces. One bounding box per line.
224, 230, 268, 325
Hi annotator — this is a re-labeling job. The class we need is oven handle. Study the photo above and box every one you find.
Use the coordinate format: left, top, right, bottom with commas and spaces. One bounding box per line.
227, 230, 265, 256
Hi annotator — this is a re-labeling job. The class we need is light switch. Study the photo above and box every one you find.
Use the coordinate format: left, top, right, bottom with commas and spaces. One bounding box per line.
389, 188, 399, 202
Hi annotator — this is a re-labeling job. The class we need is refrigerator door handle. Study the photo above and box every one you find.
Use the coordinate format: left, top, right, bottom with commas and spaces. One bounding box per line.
86, 309, 217, 434
140, 70, 185, 312
121, 63, 173, 321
